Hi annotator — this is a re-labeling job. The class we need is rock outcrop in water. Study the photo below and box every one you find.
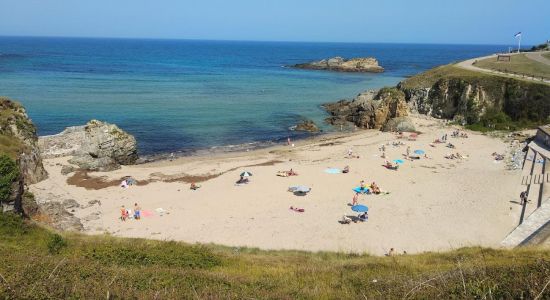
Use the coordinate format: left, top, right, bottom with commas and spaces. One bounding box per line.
323, 88, 411, 131
0, 97, 47, 214
293, 57, 384, 73
294, 120, 320, 132
39, 120, 138, 171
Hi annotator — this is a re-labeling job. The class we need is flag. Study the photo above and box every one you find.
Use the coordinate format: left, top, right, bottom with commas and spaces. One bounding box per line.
514, 32, 522, 38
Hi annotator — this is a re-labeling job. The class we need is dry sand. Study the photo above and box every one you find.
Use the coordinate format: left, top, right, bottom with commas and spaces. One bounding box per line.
31, 116, 524, 255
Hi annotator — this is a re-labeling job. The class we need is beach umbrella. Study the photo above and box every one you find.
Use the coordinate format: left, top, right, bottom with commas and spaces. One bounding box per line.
393, 159, 404, 164
289, 186, 311, 193
353, 187, 369, 193
414, 149, 425, 155
325, 168, 341, 174
351, 204, 369, 213
240, 171, 252, 177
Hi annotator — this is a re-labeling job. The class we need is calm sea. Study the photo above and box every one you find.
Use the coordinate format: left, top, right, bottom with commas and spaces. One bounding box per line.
0, 37, 506, 155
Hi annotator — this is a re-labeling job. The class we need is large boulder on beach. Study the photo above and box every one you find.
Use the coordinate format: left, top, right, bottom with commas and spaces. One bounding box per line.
323, 88, 409, 130
39, 120, 138, 171
293, 57, 384, 73
382, 116, 416, 132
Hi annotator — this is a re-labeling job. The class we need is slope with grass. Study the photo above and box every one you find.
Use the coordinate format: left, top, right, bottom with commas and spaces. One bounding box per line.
1, 212, 550, 299
398, 64, 550, 131
473, 54, 550, 79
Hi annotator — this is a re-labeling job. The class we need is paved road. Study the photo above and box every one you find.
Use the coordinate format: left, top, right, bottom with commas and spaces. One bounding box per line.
525, 51, 550, 66
455, 52, 550, 84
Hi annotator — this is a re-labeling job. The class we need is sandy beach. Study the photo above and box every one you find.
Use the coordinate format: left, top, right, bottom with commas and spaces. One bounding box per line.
30, 116, 524, 255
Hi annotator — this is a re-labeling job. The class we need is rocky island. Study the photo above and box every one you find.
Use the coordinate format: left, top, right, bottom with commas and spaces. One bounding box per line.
292, 56, 384, 73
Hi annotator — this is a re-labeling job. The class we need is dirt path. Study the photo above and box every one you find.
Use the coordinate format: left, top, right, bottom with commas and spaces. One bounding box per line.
525, 51, 550, 66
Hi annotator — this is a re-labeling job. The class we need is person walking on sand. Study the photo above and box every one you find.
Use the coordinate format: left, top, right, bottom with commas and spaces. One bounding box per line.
352, 192, 359, 205
287, 136, 291, 146
134, 203, 141, 220
406, 146, 410, 158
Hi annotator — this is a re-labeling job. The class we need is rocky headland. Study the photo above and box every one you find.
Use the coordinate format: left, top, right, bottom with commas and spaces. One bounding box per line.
0, 97, 47, 215
322, 64, 550, 131
293, 56, 384, 73
39, 120, 138, 171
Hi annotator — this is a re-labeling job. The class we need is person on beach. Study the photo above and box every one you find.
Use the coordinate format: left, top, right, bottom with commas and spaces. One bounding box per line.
347, 148, 353, 158
134, 203, 141, 220
406, 146, 410, 158
370, 182, 380, 194
287, 136, 291, 146
342, 165, 350, 174
388, 248, 396, 256
360, 180, 366, 192
352, 192, 359, 205
190, 182, 200, 190
120, 205, 128, 221
520, 191, 529, 205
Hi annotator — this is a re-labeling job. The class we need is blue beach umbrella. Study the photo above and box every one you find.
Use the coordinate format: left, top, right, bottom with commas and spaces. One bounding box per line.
393, 159, 404, 164
414, 149, 425, 155
353, 187, 369, 193
351, 204, 369, 212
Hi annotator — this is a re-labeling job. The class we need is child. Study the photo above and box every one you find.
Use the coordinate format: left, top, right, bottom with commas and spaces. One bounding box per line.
120, 205, 128, 221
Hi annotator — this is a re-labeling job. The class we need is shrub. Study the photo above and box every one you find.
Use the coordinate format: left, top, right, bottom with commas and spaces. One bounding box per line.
0, 154, 19, 203
47, 233, 67, 254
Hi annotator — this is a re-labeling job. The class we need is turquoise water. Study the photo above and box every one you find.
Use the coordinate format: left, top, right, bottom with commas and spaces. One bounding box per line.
0, 37, 505, 155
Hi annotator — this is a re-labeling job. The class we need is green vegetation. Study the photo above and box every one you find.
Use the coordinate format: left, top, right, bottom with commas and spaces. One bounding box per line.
400, 65, 550, 132
0, 154, 19, 202
543, 53, 550, 60
1, 213, 550, 298
0, 97, 32, 158
473, 54, 550, 79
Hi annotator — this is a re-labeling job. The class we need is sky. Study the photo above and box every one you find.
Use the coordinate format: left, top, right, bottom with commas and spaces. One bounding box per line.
0, 0, 548, 45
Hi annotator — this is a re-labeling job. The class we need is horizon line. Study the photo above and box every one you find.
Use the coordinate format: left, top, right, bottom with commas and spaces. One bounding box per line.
0, 34, 524, 47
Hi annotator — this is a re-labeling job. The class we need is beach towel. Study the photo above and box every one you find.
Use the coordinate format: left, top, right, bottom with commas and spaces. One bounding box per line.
353, 187, 370, 194
155, 207, 168, 216
324, 168, 341, 174
141, 210, 154, 217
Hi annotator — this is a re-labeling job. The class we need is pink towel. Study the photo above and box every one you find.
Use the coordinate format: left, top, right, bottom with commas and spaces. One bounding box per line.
141, 210, 154, 217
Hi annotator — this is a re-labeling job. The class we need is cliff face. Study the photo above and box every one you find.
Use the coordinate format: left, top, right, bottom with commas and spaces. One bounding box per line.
0, 97, 47, 214
293, 57, 384, 73
39, 120, 138, 171
398, 66, 550, 125
323, 88, 411, 131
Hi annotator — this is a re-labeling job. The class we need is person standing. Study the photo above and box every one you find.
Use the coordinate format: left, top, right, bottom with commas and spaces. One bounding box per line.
134, 203, 141, 220
352, 192, 359, 205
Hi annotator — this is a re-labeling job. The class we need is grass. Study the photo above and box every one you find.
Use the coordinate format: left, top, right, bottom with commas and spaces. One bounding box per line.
2, 213, 550, 298
543, 52, 550, 60
473, 54, 550, 80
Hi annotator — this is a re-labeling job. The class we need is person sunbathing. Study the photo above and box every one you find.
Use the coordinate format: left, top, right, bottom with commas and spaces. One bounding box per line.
236, 176, 249, 184
190, 182, 201, 190
370, 182, 381, 194
287, 168, 298, 176
342, 165, 350, 173
359, 212, 368, 221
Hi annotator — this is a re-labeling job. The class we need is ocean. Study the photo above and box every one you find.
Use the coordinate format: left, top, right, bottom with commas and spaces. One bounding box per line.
0, 37, 506, 156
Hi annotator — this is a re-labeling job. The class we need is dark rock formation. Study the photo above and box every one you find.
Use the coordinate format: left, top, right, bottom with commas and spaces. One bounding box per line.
293, 57, 384, 73
0, 97, 48, 214
323, 88, 410, 130
294, 120, 320, 132
39, 120, 138, 171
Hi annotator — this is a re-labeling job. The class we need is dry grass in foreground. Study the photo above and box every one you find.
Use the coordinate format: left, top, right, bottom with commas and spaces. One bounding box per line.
1, 213, 550, 299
